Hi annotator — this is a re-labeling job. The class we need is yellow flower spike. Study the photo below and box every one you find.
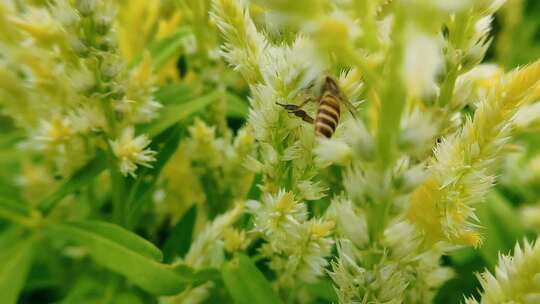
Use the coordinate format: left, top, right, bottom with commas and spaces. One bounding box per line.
275, 191, 296, 212
313, 14, 359, 57
0, 3, 20, 43
17, 52, 55, 84
10, 14, 62, 45
318, 18, 349, 41
116, 0, 160, 61
189, 118, 216, 144
223, 228, 247, 253
43, 116, 73, 145
406, 177, 446, 245
311, 220, 335, 239
156, 11, 183, 39
407, 59, 540, 247
505, 59, 540, 105
457, 231, 483, 247
133, 51, 154, 85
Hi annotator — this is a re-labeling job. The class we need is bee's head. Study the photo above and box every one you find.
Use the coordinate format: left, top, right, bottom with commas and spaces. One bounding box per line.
322, 76, 340, 95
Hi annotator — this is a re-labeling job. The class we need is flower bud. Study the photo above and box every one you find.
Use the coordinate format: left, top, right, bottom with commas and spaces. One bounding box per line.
100, 56, 121, 80
68, 36, 89, 57
94, 15, 112, 35
76, 0, 96, 17
97, 36, 117, 52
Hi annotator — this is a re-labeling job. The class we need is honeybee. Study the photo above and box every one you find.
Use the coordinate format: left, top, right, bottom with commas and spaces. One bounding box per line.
277, 76, 357, 138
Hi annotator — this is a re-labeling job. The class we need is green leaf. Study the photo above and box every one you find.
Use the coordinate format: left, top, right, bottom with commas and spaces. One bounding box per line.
304, 278, 338, 302
0, 237, 35, 304
226, 92, 249, 118
162, 204, 197, 263
155, 83, 195, 105
0, 199, 33, 226
140, 90, 220, 137
0, 227, 24, 250
172, 264, 221, 285
38, 153, 108, 214
449, 247, 477, 266
222, 254, 282, 304
130, 27, 193, 70
47, 222, 190, 295
66, 220, 163, 261
477, 191, 528, 267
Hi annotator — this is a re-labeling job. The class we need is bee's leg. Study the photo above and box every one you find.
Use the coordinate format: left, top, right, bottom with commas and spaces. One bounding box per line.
276, 97, 316, 111
276, 103, 314, 124
295, 109, 314, 123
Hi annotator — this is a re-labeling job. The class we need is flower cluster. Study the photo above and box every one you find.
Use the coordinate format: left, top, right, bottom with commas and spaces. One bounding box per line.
466, 239, 540, 304
248, 190, 334, 287
0, 0, 162, 184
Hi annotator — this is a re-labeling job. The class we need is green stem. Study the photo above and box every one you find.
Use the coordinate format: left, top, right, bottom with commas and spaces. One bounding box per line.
437, 65, 459, 107
376, 8, 406, 169
104, 139, 126, 226
370, 7, 407, 239
354, 0, 380, 51
437, 13, 470, 107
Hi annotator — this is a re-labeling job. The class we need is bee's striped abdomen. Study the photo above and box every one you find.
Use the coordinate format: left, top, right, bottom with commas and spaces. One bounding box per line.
315, 95, 341, 138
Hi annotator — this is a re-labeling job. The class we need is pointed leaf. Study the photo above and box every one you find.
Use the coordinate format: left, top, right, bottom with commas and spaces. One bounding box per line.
67, 220, 163, 261
162, 205, 197, 262
140, 91, 220, 137
0, 199, 33, 226
477, 192, 528, 267
222, 254, 282, 304
226, 92, 249, 118
304, 278, 338, 302
0, 237, 34, 304
155, 83, 194, 106
47, 222, 190, 295
38, 153, 107, 214
130, 27, 193, 70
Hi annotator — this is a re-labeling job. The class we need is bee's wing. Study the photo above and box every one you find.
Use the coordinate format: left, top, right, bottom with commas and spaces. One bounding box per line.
340, 97, 358, 119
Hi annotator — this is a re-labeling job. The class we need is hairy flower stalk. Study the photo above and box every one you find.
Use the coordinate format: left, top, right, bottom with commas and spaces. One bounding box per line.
408, 59, 540, 246
466, 239, 540, 304
212, 0, 335, 293
210, 0, 267, 83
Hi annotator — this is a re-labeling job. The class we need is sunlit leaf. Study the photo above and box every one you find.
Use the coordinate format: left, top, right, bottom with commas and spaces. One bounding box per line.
47, 222, 189, 295
130, 27, 193, 70
140, 91, 220, 137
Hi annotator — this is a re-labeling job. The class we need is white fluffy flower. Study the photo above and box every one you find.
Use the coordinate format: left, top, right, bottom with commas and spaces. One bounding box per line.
402, 27, 443, 98
33, 116, 73, 150
110, 127, 156, 177
314, 138, 353, 167
467, 239, 540, 304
